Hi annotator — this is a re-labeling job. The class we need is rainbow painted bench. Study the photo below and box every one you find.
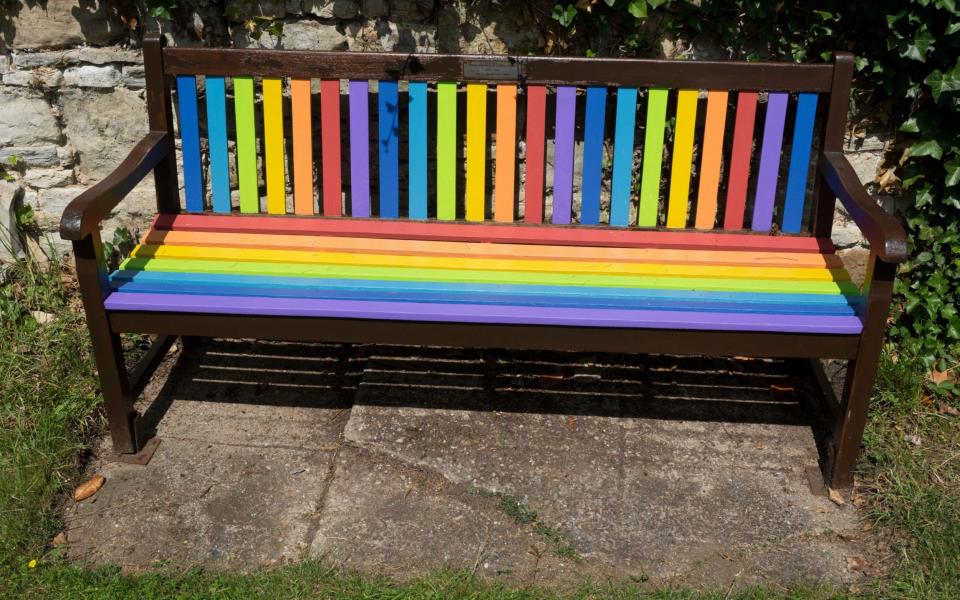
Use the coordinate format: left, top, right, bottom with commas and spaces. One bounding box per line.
61, 35, 906, 487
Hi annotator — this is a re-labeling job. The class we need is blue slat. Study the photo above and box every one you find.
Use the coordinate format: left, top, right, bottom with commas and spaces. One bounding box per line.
782, 93, 819, 233
109, 270, 859, 315
610, 87, 638, 227
176, 75, 203, 212
378, 80, 400, 218
408, 82, 428, 219
580, 86, 607, 225
205, 76, 231, 213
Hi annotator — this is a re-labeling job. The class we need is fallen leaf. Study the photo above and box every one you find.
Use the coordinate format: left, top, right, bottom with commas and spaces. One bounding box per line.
566, 415, 575, 432
828, 488, 846, 505
937, 400, 960, 417
74, 475, 105, 502
861, 522, 874, 532
904, 434, 922, 446
930, 369, 952, 385
52, 532, 67, 547
846, 555, 867, 572
755, 440, 766, 450
852, 495, 866, 508
30, 311, 55, 324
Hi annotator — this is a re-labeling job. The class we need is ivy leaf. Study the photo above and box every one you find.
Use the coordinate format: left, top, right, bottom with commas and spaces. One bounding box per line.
648, 0, 667, 7
946, 157, 960, 187
604, 0, 616, 5
900, 117, 920, 132
627, 0, 647, 18
924, 62, 960, 100
947, 22, 960, 35
901, 30, 936, 60
551, 3, 578, 27
911, 139, 944, 159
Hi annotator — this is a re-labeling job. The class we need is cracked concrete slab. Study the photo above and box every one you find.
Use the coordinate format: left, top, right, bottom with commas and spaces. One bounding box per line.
63, 340, 877, 591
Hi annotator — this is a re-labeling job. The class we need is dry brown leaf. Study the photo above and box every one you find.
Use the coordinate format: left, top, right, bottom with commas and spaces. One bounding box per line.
937, 400, 960, 417
74, 475, 105, 502
52, 532, 67, 547
828, 488, 846, 506
852, 495, 866, 508
846, 555, 867, 572
930, 369, 952, 385
875, 168, 900, 191
566, 415, 575, 432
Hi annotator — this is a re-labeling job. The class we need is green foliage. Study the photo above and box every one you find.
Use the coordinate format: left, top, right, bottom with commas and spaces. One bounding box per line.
551, 0, 960, 364
144, 0, 177, 20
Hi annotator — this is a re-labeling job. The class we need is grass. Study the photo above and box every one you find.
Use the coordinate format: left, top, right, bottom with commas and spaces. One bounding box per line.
0, 250, 957, 598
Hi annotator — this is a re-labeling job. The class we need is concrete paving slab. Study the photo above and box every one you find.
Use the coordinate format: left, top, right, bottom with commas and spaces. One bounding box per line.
338, 347, 872, 590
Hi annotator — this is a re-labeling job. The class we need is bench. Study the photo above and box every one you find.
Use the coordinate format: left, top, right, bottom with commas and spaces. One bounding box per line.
60, 34, 907, 487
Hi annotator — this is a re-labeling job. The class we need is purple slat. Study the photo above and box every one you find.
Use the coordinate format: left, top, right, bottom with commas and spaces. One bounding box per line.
104, 292, 863, 334
552, 86, 576, 225
751, 92, 788, 231
349, 80, 370, 217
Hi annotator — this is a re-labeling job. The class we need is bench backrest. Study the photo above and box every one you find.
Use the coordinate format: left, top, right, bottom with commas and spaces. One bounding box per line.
147, 39, 852, 237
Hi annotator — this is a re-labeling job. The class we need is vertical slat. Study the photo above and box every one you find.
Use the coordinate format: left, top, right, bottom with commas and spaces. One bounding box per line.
666, 89, 698, 229
465, 83, 487, 222
175, 75, 203, 212
320, 79, 342, 217
694, 90, 728, 229
524, 85, 547, 224
234, 76, 258, 214
348, 80, 370, 217
205, 75, 231, 214
782, 93, 819, 233
291, 78, 314, 215
262, 77, 285, 215
552, 86, 576, 225
638, 88, 668, 227
723, 91, 758, 230
408, 81, 428, 219
493, 84, 517, 223
751, 92, 788, 231
378, 80, 400, 219
437, 81, 457, 221
610, 87, 637, 227
580, 86, 606, 226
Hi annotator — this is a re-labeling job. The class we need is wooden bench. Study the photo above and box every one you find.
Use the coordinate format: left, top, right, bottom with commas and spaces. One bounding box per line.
60, 34, 906, 487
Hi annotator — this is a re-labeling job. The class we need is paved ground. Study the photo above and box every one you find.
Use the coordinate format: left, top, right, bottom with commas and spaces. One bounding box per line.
64, 338, 878, 591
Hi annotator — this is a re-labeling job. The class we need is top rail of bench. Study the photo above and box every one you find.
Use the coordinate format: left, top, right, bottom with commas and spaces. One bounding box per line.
161, 48, 837, 92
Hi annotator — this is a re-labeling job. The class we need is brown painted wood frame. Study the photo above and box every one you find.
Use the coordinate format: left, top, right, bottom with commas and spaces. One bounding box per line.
60, 35, 908, 489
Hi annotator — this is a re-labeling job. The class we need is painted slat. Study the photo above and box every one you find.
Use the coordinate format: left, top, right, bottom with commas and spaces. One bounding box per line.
493, 84, 517, 223
552, 86, 576, 225
262, 78, 285, 215
291, 79, 314, 215
408, 81, 428, 220
524, 85, 547, 224
348, 80, 370, 217
694, 90, 729, 229
145, 230, 845, 268
610, 87, 637, 227
205, 76, 231, 214
103, 292, 864, 334
131, 243, 848, 282
580, 86, 606, 226
156, 214, 836, 253
378, 80, 400, 218
723, 91, 758, 230
751, 92, 788, 231
666, 89, 698, 228
111, 273, 859, 315
466, 83, 487, 222
437, 81, 457, 221
638, 88, 668, 227
320, 79, 342, 216
176, 75, 203, 212
782, 93, 819, 233
233, 76, 258, 214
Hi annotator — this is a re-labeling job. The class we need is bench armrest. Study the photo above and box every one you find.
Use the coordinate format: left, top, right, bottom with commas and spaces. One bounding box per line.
820, 151, 908, 264
59, 132, 171, 241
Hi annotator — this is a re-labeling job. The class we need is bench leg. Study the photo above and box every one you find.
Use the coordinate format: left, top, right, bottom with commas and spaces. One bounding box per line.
828, 256, 896, 489
73, 234, 142, 455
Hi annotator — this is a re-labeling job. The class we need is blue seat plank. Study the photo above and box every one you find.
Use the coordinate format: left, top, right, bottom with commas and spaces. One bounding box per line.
176, 75, 204, 212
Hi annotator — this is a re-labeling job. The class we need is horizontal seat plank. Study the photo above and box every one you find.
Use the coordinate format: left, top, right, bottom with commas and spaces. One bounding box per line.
104, 292, 862, 334
154, 214, 834, 253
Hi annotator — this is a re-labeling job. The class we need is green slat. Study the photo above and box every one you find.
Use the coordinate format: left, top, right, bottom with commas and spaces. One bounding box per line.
234, 76, 258, 214
437, 82, 457, 221
638, 88, 668, 227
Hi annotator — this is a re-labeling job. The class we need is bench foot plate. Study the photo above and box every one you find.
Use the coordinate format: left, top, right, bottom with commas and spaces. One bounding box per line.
805, 464, 829, 497
111, 437, 161, 466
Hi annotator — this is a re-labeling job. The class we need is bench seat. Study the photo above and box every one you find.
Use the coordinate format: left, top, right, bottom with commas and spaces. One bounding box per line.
104, 215, 864, 334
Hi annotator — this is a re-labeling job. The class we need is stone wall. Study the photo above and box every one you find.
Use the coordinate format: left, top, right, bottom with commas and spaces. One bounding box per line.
0, 0, 881, 261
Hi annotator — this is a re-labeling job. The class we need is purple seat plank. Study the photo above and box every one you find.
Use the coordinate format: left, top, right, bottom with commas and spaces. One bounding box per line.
105, 292, 862, 334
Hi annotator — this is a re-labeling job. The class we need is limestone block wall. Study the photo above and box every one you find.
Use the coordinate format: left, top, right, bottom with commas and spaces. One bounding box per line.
0, 0, 879, 261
